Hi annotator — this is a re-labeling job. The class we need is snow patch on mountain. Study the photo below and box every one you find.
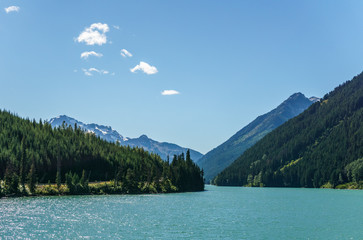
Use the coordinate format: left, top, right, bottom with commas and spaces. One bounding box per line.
47, 115, 203, 162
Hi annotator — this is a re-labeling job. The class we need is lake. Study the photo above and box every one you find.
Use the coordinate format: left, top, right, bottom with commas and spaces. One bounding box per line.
1, 185, 362, 239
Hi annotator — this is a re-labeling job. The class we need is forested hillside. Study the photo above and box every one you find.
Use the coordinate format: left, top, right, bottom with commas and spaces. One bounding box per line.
0, 111, 204, 197
198, 93, 317, 182
214, 72, 363, 188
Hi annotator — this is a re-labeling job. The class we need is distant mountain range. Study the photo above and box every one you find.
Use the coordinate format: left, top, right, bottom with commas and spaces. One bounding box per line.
48, 115, 203, 162
198, 92, 320, 182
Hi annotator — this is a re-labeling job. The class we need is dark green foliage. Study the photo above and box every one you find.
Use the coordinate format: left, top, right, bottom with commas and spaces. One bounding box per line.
56, 170, 61, 189
198, 93, 315, 182
170, 150, 205, 192
80, 170, 89, 192
0, 111, 204, 197
0, 178, 3, 197
4, 164, 19, 195
124, 168, 138, 193
214, 72, 363, 188
19, 137, 26, 192
65, 171, 74, 193
27, 162, 37, 194
345, 158, 363, 183
64, 170, 89, 194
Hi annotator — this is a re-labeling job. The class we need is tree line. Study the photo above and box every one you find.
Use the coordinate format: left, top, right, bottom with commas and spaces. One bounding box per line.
0, 111, 204, 197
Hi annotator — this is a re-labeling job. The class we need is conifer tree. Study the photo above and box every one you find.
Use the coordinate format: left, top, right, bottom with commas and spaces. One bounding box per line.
19, 137, 26, 193
56, 170, 61, 190
4, 164, 20, 195
27, 162, 37, 194
10, 174, 20, 195
80, 170, 89, 193
72, 172, 80, 193
65, 171, 74, 193
0, 178, 3, 197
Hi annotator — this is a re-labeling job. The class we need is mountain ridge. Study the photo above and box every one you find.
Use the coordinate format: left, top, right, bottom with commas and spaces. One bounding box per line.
198, 92, 319, 182
214, 72, 363, 188
48, 115, 203, 162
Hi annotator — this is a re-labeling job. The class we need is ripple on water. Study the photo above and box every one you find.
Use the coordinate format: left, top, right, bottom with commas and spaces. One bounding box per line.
1, 187, 363, 239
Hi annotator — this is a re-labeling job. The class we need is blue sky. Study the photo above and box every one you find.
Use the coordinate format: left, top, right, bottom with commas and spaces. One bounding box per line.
1, 1, 363, 154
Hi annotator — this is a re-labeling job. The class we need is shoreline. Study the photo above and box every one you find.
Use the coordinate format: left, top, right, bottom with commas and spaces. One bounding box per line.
0, 181, 205, 199
209, 182, 363, 190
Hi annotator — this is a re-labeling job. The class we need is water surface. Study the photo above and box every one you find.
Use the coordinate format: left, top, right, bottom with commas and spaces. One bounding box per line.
1, 185, 362, 239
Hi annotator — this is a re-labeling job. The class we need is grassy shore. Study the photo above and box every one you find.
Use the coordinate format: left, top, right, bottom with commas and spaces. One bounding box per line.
321, 181, 363, 190
0, 180, 180, 198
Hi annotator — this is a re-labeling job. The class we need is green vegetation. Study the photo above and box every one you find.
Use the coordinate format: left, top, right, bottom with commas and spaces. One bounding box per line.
214, 72, 363, 189
335, 181, 363, 189
0, 111, 204, 197
198, 92, 315, 183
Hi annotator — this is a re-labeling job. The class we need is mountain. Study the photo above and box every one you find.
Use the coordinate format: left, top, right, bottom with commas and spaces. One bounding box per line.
198, 92, 319, 182
49, 115, 128, 143
214, 72, 363, 188
124, 134, 203, 162
48, 115, 203, 162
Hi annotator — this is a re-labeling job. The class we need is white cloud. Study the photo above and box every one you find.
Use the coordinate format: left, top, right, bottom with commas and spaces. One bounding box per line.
161, 90, 180, 96
5, 6, 20, 13
113, 25, 120, 30
88, 68, 99, 72
130, 61, 158, 75
120, 49, 132, 58
82, 68, 109, 76
76, 23, 109, 46
81, 51, 103, 59
83, 70, 92, 76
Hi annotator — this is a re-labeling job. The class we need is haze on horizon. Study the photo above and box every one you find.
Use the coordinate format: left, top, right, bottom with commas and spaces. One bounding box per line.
1, 1, 363, 154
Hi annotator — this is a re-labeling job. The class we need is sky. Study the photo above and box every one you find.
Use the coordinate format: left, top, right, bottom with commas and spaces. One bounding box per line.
1, 1, 363, 154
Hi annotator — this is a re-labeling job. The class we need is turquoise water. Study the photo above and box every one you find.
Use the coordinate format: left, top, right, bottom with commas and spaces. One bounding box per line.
1, 185, 363, 239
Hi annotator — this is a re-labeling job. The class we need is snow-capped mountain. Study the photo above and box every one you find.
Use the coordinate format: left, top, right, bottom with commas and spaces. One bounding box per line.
48, 115, 203, 162
49, 115, 128, 143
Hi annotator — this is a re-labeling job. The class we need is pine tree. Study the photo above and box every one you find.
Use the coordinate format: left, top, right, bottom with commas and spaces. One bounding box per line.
0, 178, 3, 197
56, 170, 61, 190
10, 174, 20, 195
80, 170, 86, 187
72, 172, 80, 193
19, 137, 26, 193
27, 162, 37, 194
80, 170, 89, 193
4, 164, 19, 195
65, 171, 74, 193
56, 146, 61, 190
186, 149, 191, 162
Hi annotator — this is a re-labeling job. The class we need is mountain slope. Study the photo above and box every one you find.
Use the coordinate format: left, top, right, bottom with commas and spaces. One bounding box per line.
198, 93, 319, 182
48, 116, 203, 162
214, 72, 363, 188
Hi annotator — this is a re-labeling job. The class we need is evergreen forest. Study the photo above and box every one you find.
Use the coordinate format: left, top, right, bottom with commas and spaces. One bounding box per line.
0, 111, 204, 197
214, 72, 363, 188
